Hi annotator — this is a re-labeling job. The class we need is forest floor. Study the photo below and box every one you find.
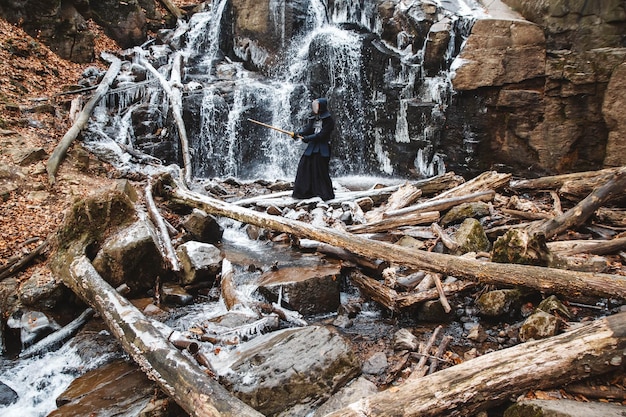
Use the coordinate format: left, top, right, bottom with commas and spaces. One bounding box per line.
0, 17, 118, 278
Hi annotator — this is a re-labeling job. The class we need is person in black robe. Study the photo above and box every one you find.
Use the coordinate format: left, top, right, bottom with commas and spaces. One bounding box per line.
291, 97, 335, 201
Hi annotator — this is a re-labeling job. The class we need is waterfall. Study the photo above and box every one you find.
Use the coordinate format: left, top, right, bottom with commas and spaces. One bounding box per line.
81, 0, 487, 181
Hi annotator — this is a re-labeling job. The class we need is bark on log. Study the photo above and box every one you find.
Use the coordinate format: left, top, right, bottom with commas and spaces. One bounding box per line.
297, 239, 389, 276
140, 53, 192, 184
564, 382, 626, 401
435, 171, 510, 200
348, 270, 476, 311
18, 308, 95, 359
509, 167, 622, 191
365, 183, 422, 222
46, 53, 121, 184
164, 176, 626, 300
547, 237, 626, 256
159, 0, 184, 19
66, 255, 263, 417
0, 238, 48, 281
324, 311, 626, 417
347, 211, 440, 234
595, 208, 626, 227
529, 167, 626, 240
386, 190, 495, 218
145, 179, 181, 271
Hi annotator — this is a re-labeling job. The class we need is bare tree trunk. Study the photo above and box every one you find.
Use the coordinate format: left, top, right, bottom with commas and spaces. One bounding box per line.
66, 255, 263, 417
159, 0, 184, 19
324, 312, 626, 417
164, 176, 626, 299
139, 53, 192, 184
46, 53, 122, 184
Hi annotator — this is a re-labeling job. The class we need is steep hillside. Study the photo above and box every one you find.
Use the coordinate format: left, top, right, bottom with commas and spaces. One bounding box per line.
0, 17, 116, 276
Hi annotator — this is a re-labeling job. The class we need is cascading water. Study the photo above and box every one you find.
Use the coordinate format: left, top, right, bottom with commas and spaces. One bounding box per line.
80, 0, 486, 182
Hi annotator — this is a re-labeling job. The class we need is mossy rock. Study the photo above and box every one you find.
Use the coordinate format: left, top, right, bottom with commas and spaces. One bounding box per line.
50, 187, 137, 279
491, 229, 552, 266
441, 202, 491, 226
454, 218, 491, 254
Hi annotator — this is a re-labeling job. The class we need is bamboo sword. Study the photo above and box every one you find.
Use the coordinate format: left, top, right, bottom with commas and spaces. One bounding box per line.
247, 118, 303, 139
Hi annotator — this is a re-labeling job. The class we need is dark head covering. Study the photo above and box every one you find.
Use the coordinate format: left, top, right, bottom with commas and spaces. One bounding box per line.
315, 98, 331, 119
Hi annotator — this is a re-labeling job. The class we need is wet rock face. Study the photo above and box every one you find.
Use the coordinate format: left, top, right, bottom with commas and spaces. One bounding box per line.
501, 0, 626, 51
0, 380, 18, 406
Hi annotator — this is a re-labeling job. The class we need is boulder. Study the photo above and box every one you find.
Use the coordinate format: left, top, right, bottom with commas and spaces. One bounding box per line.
218, 325, 361, 416
477, 288, 523, 317
18, 267, 66, 310
441, 201, 491, 226
0, 380, 18, 407
50, 359, 160, 416
181, 208, 224, 243
176, 241, 223, 285
6, 309, 61, 349
454, 218, 491, 254
91, 219, 166, 295
256, 259, 342, 316
312, 376, 378, 417
519, 310, 559, 342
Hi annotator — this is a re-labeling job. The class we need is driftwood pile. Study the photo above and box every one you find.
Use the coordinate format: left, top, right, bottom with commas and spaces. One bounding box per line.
144, 167, 624, 416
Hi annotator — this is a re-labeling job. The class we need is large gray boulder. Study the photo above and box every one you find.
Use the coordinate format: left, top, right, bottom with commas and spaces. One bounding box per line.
91, 219, 166, 295
218, 325, 361, 416
176, 241, 223, 285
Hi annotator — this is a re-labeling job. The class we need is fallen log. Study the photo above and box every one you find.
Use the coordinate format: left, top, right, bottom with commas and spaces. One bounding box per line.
435, 171, 510, 200
365, 183, 422, 222
163, 175, 626, 300
325, 311, 626, 417
47, 53, 121, 184
547, 236, 626, 256
347, 211, 440, 234
564, 382, 626, 401
139, 52, 192, 184
18, 308, 95, 359
348, 270, 475, 312
0, 238, 49, 281
159, 0, 184, 19
297, 239, 389, 276
529, 166, 626, 240
386, 190, 495, 218
408, 325, 442, 380
509, 167, 622, 192
66, 255, 263, 417
595, 208, 626, 227
145, 179, 181, 271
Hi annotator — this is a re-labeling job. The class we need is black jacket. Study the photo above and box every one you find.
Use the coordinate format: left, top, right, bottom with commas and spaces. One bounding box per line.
297, 98, 335, 158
